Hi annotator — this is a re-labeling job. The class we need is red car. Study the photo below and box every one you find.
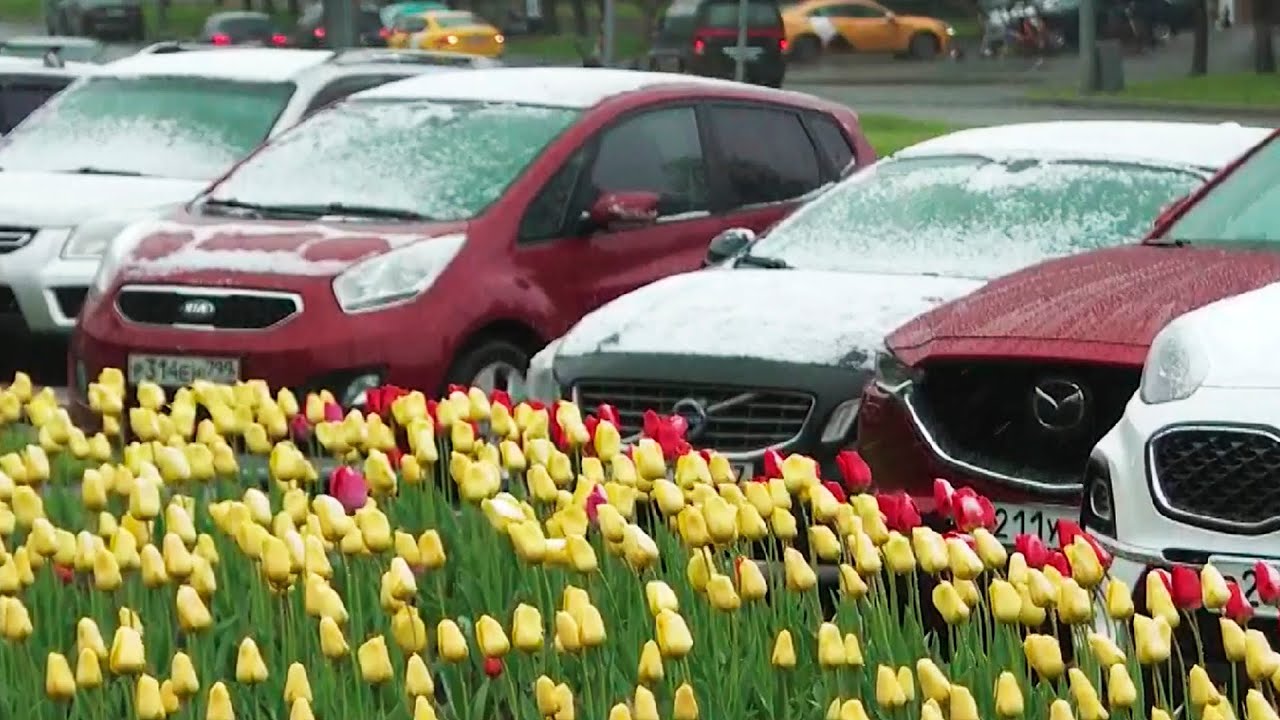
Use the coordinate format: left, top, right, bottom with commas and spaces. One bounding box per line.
71, 67, 871, 407
857, 128, 1280, 547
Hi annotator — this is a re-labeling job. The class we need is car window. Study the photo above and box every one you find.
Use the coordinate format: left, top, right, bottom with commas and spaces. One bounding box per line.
519, 148, 589, 242
751, 155, 1204, 277
808, 112, 855, 174
0, 76, 72, 134
657, 6, 699, 37
396, 14, 428, 31
584, 105, 709, 218
703, 0, 783, 26
302, 74, 405, 116
707, 104, 822, 207
215, 16, 272, 37
207, 99, 580, 220
0, 75, 295, 180
432, 12, 483, 27
818, 2, 887, 17
1163, 136, 1280, 244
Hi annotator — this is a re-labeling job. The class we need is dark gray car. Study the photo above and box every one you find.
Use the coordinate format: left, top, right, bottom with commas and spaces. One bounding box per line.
48, 0, 145, 42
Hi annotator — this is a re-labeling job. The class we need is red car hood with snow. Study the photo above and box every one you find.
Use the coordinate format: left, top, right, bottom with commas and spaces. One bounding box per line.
117, 216, 469, 286
887, 244, 1280, 367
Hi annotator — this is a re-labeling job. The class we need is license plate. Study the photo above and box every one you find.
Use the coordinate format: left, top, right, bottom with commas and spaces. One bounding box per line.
128, 354, 240, 388
1211, 557, 1279, 617
722, 45, 763, 62
992, 503, 1072, 546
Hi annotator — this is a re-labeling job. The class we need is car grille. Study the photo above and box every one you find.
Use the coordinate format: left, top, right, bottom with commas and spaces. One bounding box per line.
910, 361, 1140, 485
1151, 428, 1280, 530
573, 380, 813, 454
115, 287, 301, 330
0, 228, 34, 255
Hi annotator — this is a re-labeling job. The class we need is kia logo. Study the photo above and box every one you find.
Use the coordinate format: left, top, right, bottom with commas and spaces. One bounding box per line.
178, 298, 216, 322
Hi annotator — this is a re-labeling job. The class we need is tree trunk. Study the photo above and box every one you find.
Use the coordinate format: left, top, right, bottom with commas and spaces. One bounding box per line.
287, 0, 300, 16
571, 0, 589, 35
1256, 0, 1277, 71
261, 0, 276, 13
1191, 0, 1209, 74
543, 0, 561, 32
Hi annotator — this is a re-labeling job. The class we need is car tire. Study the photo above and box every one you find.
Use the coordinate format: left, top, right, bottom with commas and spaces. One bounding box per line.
443, 339, 531, 396
790, 34, 822, 63
909, 31, 939, 59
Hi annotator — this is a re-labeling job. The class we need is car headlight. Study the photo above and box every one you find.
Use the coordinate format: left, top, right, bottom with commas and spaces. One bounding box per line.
945, 24, 956, 35
522, 337, 564, 403
88, 219, 161, 297
820, 398, 861, 444
873, 344, 921, 393
1139, 320, 1209, 404
332, 234, 466, 314
62, 206, 172, 260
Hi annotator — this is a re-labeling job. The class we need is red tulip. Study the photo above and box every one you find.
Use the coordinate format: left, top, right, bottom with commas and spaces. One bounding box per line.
53, 564, 74, 585
596, 403, 621, 429
490, 389, 513, 409
762, 449, 784, 479
1224, 580, 1254, 622
483, 656, 504, 678
447, 383, 468, 396
822, 481, 848, 504
877, 492, 922, 532
835, 450, 873, 493
641, 410, 691, 459
527, 399, 546, 412
1056, 520, 1114, 569
323, 401, 343, 423
329, 466, 369, 514
1014, 534, 1051, 569
384, 448, 403, 470
549, 416, 568, 451
1046, 551, 1071, 577
289, 413, 312, 443
943, 531, 976, 550
584, 485, 608, 524
426, 399, 439, 421
582, 416, 600, 454
364, 385, 406, 416
1169, 565, 1202, 610
951, 488, 995, 532
698, 449, 714, 465
1254, 562, 1280, 605
932, 479, 955, 518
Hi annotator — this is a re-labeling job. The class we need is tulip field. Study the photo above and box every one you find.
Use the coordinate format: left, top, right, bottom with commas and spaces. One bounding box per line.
0, 369, 1277, 720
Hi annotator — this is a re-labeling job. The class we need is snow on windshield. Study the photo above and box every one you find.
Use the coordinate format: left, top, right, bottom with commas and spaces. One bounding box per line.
207, 100, 580, 220
751, 155, 1202, 278
0, 76, 293, 180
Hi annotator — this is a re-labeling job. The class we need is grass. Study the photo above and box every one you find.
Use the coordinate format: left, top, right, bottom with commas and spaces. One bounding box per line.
1030, 71, 1280, 109
860, 112, 961, 156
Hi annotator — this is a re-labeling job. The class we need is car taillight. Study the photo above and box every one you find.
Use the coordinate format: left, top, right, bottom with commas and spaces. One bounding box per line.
446, 34, 459, 45
378, 26, 391, 38
211, 33, 231, 45
271, 33, 288, 45
313, 26, 326, 38
779, 37, 788, 51
693, 36, 706, 54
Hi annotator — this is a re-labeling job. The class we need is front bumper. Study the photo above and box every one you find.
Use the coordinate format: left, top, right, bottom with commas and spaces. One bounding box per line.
0, 227, 95, 335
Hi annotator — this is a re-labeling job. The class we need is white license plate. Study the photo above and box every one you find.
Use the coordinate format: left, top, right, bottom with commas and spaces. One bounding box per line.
128, 354, 240, 388
992, 503, 1073, 546
1210, 557, 1279, 617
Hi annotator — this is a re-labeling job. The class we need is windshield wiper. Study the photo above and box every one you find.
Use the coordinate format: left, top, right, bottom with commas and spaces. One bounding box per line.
68, 166, 146, 177
1147, 237, 1192, 247
735, 253, 791, 269
270, 202, 430, 221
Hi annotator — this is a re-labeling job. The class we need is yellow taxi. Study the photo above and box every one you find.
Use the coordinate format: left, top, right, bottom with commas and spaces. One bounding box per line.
781, 0, 954, 60
387, 10, 505, 57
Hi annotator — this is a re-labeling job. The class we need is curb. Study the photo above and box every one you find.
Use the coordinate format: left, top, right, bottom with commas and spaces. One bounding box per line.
788, 73, 1047, 87
1022, 96, 1280, 118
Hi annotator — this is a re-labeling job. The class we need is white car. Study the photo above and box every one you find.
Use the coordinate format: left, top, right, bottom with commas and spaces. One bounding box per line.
0, 47, 476, 367
0, 55, 89, 135
525, 121, 1270, 478
1087, 279, 1280, 619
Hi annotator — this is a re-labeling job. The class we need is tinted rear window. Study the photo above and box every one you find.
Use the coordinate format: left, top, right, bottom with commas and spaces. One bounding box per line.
0, 76, 71, 134
213, 16, 271, 35
703, 1, 782, 27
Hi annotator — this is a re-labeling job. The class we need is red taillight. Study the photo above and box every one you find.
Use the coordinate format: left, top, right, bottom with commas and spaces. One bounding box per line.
313, 26, 326, 38
379, 26, 391, 38
693, 37, 706, 54
271, 33, 288, 45
211, 33, 231, 45
779, 37, 788, 51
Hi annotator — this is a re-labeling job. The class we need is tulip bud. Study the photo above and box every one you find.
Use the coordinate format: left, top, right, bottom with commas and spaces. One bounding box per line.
634, 685, 659, 720
876, 665, 907, 709
950, 685, 980, 720
638, 639, 665, 683
512, 604, 543, 652
673, 682, 699, 720
107, 626, 145, 674
319, 616, 348, 659
236, 637, 269, 684
75, 648, 102, 689
1108, 665, 1137, 710
358, 636, 394, 685
1087, 632, 1126, 667
45, 652, 75, 701
1246, 629, 1280, 682
916, 658, 950, 703
932, 581, 970, 625
771, 630, 796, 669
1024, 634, 1064, 680
1201, 564, 1231, 610
654, 609, 693, 658
818, 623, 846, 668
995, 672, 1023, 718
170, 651, 200, 697
706, 574, 741, 612
437, 619, 469, 662
988, 579, 1022, 624
1222, 617, 1247, 662
783, 547, 817, 592
1247, 689, 1279, 720
207, 682, 234, 720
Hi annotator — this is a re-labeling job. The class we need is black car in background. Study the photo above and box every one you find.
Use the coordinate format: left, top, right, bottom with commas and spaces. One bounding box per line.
201, 11, 290, 46
47, 0, 145, 41
294, 2, 389, 47
647, 0, 786, 87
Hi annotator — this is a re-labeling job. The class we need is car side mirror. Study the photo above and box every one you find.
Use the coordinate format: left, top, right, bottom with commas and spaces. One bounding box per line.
704, 227, 756, 267
584, 191, 660, 232
884, 11, 897, 21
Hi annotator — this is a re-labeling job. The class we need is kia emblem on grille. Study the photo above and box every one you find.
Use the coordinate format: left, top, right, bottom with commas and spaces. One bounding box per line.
1031, 378, 1087, 431
178, 298, 216, 322
672, 397, 709, 441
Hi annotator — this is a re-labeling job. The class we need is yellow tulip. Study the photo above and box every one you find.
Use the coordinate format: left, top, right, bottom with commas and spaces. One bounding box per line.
77, 618, 107, 660
160, 679, 180, 715
916, 658, 950, 703
809, 525, 843, 562
1246, 629, 1280, 681
1145, 572, 1179, 627
609, 703, 633, 720
437, 619, 468, 662
131, 673, 164, 720
90, 546, 121, 592
784, 547, 817, 592
319, 616, 348, 659
706, 574, 741, 612
1199, 564, 1231, 609
875, 665, 907, 709
417, 530, 446, 570
989, 579, 1022, 624
358, 636, 394, 684
838, 564, 868, 600
655, 609, 693, 658
770, 507, 799, 541
769, 629, 797, 669
1108, 665, 1137, 710
673, 683, 699, 720
932, 581, 970, 625
235, 637, 268, 684
573, 603, 606, 647
1247, 689, 1279, 720
171, 651, 200, 697
734, 558, 768, 602
292, 698, 317, 720
946, 536, 984, 580
883, 532, 916, 574
843, 633, 864, 666
464, 614, 507, 658
994, 672, 1023, 718
1133, 614, 1171, 665
405, 654, 435, 698
206, 681, 234, 720
391, 607, 428, 653
1065, 536, 1105, 588
686, 549, 712, 592
817, 622, 846, 667
950, 685, 980, 720
139, 544, 168, 588
1017, 584, 1046, 627
1024, 634, 1064, 680
1057, 578, 1093, 625
45, 652, 75, 701
552, 682, 575, 720
535, 676, 560, 716
509, 603, 543, 652
970, 527, 1007, 568
634, 685, 660, 720
11, 485, 43, 527
920, 699, 945, 720
564, 535, 597, 573
1087, 632, 1126, 667
1222, 617, 1247, 662
75, 648, 102, 689
176, 585, 212, 632
1049, 699, 1076, 720
637, 639, 665, 683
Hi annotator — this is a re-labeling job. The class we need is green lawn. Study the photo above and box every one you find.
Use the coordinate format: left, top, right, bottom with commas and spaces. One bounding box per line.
860, 113, 961, 156
1032, 72, 1280, 109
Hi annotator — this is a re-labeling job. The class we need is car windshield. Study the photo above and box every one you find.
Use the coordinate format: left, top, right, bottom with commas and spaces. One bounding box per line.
0, 75, 294, 179
749, 154, 1204, 278
433, 12, 483, 27
206, 99, 579, 220
1161, 134, 1280, 244
213, 16, 271, 35
704, 1, 780, 27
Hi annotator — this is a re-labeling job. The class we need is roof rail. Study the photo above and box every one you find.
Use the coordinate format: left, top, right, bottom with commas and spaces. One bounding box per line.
327, 48, 502, 68
136, 41, 218, 55
41, 48, 66, 68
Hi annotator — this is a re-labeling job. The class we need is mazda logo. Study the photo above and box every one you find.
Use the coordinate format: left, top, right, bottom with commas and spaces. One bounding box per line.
1031, 378, 1087, 431
178, 298, 216, 322
671, 397, 709, 441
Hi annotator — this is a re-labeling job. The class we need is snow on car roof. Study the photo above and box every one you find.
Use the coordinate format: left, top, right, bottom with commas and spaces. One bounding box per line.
896, 121, 1271, 171
356, 66, 771, 108
101, 49, 333, 82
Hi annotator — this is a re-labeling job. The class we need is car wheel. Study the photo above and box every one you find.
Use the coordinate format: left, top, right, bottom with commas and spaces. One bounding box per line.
790, 34, 821, 63
909, 32, 939, 59
444, 339, 531, 396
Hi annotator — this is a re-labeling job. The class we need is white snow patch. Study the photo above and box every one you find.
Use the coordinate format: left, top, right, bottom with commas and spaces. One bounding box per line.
127, 247, 351, 277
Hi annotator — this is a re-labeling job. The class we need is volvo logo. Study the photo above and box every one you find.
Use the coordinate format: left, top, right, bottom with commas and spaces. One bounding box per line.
177, 298, 216, 322
1031, 378, 1087, 431
671, 397, 710, 440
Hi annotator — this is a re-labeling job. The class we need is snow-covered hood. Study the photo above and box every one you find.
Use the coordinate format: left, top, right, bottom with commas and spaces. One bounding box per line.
0, 172, 205, 227
1176, 281, 1280, 389
557, 268, 986, 368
